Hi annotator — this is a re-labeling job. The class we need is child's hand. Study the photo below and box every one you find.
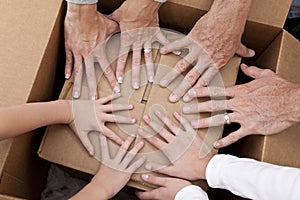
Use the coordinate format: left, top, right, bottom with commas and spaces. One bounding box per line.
136, 174, 192, 200
69, 93, 136, 155
71, 134, 146, 200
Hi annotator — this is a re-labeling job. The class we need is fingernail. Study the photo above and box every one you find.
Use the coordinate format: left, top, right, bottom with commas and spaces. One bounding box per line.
73, 91, 79, 99
191, 120, 198, 127
65, 73, 70, 79
214, 141, 220, 148
139, 141, 144, 146
183, 94, 193, 102
173, 50, 181, 56
169, 93, 179, 102
149, 76, 154, 83
183, 106, 191, 113
90, 96, 96, 100
188, 89, 196, 97
249, 50, 255, 57
155, 109, 161, 115
143, 114, 150, 121
160, 79, 168, 87
131, 118, 136, 123
241, 63, 248, 68
174, 111, 180, 117
145, 164, 152, 171
142, 174, 149, 180
113, 86, 121, 93
89, 150, 94, 156
128, 104, 134, 109
118, 77, 123, 84
160, 48, 167, 54
133, 82, 139, 90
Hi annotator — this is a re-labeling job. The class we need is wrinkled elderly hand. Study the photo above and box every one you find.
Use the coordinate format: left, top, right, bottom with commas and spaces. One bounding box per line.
109, 0, 170, 89
64, 3, 120, 100
71, 135, 146, 200
136, 174, 192, 200
69, 93, 136, 155
184, 64, 300, 148
138, 110, 213, 181
159, 0, 255, 102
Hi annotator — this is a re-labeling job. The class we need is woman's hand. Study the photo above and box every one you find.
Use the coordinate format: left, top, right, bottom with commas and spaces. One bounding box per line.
109, 0, 170, 89
139, 110, 213, 181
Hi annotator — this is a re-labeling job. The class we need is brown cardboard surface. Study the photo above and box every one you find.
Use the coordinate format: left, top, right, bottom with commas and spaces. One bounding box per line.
39, 30, 241, 191
0, 194, 25, 200
0, 0, 65, 198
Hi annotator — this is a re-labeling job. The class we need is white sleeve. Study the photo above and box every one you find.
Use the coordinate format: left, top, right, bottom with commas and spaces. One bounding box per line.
174, 185, 209, 200
66, 0, 98, 4
206, 154, 300, 200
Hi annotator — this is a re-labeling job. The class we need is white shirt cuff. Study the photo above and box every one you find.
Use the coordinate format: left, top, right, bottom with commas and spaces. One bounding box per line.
175, 185, 209, 200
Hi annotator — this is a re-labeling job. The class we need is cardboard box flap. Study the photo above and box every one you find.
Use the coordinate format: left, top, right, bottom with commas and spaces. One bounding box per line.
166, 0, 292, 28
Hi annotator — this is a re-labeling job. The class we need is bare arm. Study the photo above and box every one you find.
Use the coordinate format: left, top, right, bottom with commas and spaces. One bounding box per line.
0, 100, 71, 140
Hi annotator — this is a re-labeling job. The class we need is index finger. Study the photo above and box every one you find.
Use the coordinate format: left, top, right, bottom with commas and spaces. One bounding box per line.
84, 55, 97, 100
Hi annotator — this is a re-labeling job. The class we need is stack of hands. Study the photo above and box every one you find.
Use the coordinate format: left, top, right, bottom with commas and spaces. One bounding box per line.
62, 0, 300, 199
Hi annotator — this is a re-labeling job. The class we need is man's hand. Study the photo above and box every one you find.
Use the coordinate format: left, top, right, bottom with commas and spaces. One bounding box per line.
109, 0, 170, 89
69, 93, 136, 155
159, 0, 254, 102
138, 110, 213, 181
184, 64, 300, 148
65, 3, 120, 100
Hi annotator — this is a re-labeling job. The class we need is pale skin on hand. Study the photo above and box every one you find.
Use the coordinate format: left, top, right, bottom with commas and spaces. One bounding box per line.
138, 110, 213, 181
183, 64, 300, 148
136, 174, 192, 200
109, 0, 171, 89
64, 3, 120, 100
70, 135, 146, 200
69, 93, 137, 156
159, 0, 255, 103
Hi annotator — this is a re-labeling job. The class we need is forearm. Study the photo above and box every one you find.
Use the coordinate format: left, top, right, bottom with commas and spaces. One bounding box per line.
70, 182, 108, 200
208, 0, 252, 34
206, 154, 300, 200
0, 100, 72, 140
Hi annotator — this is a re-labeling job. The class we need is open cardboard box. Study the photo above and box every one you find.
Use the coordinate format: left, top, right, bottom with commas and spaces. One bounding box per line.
0, 0, 295, 198
0, 0, 65, 199
38, 29, 241, 190
38, 0, 296, 194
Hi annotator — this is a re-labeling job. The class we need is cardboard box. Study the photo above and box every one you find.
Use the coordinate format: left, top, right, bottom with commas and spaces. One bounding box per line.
39, 30, 241, 190
0, 194, 25, 200
0, 0, 66, 198
38, 0, 294, 195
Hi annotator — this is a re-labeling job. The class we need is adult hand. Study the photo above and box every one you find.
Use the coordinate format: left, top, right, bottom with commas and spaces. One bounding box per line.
109, 0, 171, 89
71, 134, 146, 200
65, 3, 120, 100
69, 93, 136, 155
138, 110, 213, 181
136, 174, 192, 200
159, 0, 255, 102
184, 64, 300, 148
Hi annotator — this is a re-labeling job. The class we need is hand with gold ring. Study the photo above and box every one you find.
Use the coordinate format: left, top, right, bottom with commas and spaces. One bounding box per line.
182, 64, 300, 148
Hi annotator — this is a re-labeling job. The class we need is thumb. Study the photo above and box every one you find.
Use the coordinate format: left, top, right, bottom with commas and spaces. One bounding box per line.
236, 43, 255, 58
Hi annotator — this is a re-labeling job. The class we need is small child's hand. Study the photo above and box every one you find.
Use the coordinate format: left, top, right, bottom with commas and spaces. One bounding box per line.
69, 93, 136, 155
71, 134, 146, 200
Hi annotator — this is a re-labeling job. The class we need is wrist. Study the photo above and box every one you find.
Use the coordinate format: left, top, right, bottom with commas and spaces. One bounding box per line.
198, 155, 213, 180
66, 2, 97, 20
57, 100, 73, 124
